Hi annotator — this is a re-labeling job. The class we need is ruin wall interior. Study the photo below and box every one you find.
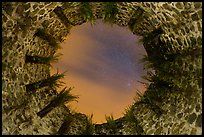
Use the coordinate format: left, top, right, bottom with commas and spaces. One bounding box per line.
2, 2, 202, 135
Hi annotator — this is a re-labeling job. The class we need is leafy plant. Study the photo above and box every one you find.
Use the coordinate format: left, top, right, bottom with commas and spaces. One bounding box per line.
124, 105, 144, 135
34, 28, 59, 49
105, 114, 117, 134
135, 89, 145, 102
128, 7, 145, 32
80, 2, 95, 26
124, 105, 136, 123
37, 87, 78, 118
25, 53, 62, 65
81, 114, 95, 135
102, 2, 118, 25
26, 70, 66, 92
139, 55, 154, 70
53, 6, 72, 29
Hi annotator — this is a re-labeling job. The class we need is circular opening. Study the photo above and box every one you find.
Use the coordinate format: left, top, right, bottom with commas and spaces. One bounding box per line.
51, 19, 149, 124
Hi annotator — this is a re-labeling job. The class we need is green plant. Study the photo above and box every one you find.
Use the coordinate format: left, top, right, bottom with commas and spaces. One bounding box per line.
124, 105, 135, 123
141, 72, 172, 102
128, 7, 145, 32
25, 70, 66, 92
139, 55, 154, 70
137, 88, 165, 117
81, 114, 95, 135
102, 2, 118, 25
135, 89, 145, 102
34, 28, 59, 49
25, 53, 62, 65
37, 87, 78, 118
53, 6, 72, 29
124, 105, 144, 135
80, 2, 95, 26
105, 114, 117, 134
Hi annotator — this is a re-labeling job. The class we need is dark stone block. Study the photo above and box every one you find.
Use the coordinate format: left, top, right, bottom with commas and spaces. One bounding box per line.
2, 2, 13, 16
195, 105, 201, 112
16, 4, 25, 15
194, 2, 201, 9
24, 73, 29, 82
11, 72, 17, 80
177, 113, 183, 119
195, 114, 202, 127
191, 13, 199, 21
187, 113, 197, 124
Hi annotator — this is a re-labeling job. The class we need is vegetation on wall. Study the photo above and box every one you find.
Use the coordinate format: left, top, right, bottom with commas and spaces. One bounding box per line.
79, 2, 95, 26
136, 88, 165, 117
105, 114, 117, 134
37, 87, 78, 118
25, 53, 62, 65
124, 105, 144, 135
2, 1, 202, 135
25, 71, 66, 92
34, 28, 59, 49
136, 22, 202, 117
53, 6, 72, 29
81, 114, 95, 135
102, 2, 118, 25
128, 7, 145, 32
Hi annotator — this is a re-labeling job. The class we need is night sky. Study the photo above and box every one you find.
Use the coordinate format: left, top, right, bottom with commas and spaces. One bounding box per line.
51, 19, 148, 124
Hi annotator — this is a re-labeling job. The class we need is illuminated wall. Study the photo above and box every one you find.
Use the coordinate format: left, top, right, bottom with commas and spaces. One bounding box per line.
2, 2, 202, 135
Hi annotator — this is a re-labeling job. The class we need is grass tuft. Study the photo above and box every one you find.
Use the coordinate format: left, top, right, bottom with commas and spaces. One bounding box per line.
102, 2, 118, 25
80, 2, 95, 26
105, 114, 117, 134
82, 113, 95, 135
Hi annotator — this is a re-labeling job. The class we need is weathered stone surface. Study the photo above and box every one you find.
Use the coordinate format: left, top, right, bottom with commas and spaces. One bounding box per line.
2, 2, 202, 135
187, 113, 197, 124
155, 127, 163, 135
190, 128, 197, 135
177, 113, 183, 119
195, 114, 202, 127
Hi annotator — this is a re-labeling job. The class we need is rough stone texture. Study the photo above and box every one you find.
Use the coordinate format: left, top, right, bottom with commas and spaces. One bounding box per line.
2, 2, 202, 135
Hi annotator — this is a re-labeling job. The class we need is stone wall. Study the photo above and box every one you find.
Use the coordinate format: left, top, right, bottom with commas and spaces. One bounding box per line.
2, 2, 202, 135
